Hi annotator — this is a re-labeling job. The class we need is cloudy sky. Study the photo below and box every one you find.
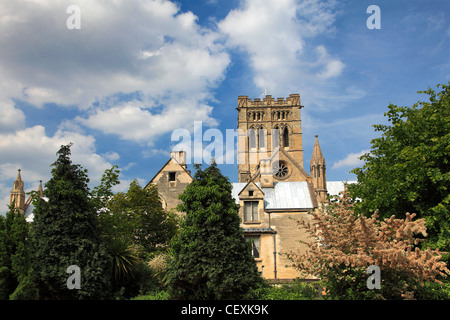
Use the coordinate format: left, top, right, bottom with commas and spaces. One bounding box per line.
1, 0, 449, 212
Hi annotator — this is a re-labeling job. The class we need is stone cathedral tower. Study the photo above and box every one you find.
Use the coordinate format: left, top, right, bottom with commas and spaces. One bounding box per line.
236, 94, 311, 186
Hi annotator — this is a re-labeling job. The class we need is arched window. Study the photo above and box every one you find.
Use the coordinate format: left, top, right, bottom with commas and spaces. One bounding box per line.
283, 126, 289, 147
272, 125, 280, 149
249, 127, 257, 149
258, 127, 266, 149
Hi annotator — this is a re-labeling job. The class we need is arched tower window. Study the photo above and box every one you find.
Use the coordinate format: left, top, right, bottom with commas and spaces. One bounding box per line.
283, 126, 289, 147
258, 126, 266, 149
249, 127, 257, 149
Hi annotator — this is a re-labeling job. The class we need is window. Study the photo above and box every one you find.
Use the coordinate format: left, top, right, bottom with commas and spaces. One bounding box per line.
168, 172, 176, 182
245, 236, 260, 258
273, 161, 289, 179
258, 128, 266, 149
249, 128, 257, 149
248, 190, 254, 197
244, 201, 259, 222
283, 126, 289, 147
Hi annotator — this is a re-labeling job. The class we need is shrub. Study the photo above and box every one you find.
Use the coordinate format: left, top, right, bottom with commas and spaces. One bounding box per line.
257, 280, 319, 300
287, 194, 450, 300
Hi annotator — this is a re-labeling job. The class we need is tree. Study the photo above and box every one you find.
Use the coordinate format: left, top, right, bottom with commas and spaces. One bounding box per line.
166, 162, 264, 300
349, 82, 450, 261
0, 204, 34, 299
287, 194, 450, 300
98, 179, 178, 255
91, 164, 121, 212
29, 144, 112, 299
94, 175, 177, 298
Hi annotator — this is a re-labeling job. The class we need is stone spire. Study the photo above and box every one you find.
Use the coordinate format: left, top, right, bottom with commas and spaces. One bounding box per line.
310, 135, 327, 204
311, 135, 324, 163
10, 169, 26, 212
38, 180, 44, 198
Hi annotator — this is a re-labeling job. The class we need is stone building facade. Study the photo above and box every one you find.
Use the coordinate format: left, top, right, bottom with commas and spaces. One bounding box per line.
8, 93, 349, 281
150, 93, 350, 281
145, 151, 193, 213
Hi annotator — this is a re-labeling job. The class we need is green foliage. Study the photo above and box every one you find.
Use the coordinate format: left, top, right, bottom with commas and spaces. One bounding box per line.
91, 164, 121, 212
350, 82, 450, 261
256, 280, 319, 300
98, 179, 178, 255
9, 272, 38, 300
29, 144, 112, 299
93, 169, 177, 298
0, 204, 31, 299
131, 290, 170, 300
107, 237, 142, 282
166, 162, 264, 300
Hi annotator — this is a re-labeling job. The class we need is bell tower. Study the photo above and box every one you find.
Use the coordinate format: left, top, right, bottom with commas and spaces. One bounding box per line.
236, 94, 308, 183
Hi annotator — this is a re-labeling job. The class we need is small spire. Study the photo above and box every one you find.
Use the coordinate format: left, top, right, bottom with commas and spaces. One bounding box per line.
312, 135, 324, 162
38, 180, 44, 197
12, 169, 25, 192
16, 169, 22, 182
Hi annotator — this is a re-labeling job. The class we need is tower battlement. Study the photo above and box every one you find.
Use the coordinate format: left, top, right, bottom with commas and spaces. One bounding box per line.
237, 94, 301, 108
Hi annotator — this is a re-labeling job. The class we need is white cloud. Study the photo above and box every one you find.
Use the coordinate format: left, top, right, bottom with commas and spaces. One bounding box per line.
0, 0, 234, 210
0, 0, 230, 109
0, 125, 113, 209
0, 100, 25, 133
103, 151, 120, 162
78, 99, 218, 146
218, 0, 343, 97
332, 149, 370, 169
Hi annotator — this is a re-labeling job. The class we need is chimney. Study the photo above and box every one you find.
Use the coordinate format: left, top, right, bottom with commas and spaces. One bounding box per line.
171, 151, 187, 169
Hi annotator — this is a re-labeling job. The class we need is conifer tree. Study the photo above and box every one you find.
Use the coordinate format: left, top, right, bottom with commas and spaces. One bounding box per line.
166, 162, 264, 300
29, 144, 112, 299
0, 204, 32, 299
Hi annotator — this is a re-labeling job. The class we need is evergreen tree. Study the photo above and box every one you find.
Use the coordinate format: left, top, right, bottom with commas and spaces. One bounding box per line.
0, 204, 35, 299
166, 162, 264, 300
29, 144, 112, 299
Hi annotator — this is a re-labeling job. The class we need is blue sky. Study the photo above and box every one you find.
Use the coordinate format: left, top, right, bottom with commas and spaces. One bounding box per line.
1, 0, 449, 212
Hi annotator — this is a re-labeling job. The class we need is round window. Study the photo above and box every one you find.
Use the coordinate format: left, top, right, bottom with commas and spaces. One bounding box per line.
273, 161, 289, 179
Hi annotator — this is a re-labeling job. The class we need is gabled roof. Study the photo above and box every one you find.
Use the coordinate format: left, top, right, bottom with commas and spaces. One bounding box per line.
248, 146, 311, 182
237, 180, 264, 197
145, 156, 192, 188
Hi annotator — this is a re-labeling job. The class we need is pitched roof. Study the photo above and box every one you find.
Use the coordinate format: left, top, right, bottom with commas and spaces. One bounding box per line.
232, 181, 315, 210
232, 180, 353, 211
145, 156, 192, 188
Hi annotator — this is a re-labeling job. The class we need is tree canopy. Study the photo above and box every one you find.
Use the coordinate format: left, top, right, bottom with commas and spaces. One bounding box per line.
166, 162, 264, 299
349, 82, 450, 260
29, 144, 112, 299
